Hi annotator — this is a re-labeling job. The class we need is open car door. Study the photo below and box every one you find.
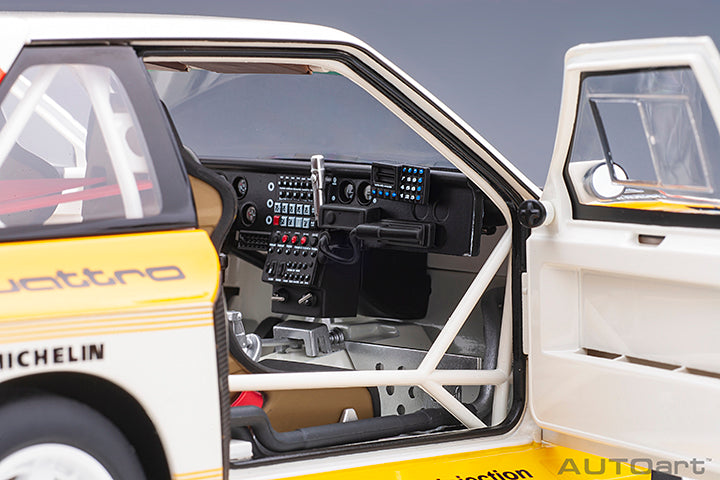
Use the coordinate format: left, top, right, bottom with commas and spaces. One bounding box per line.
527, 37, 720, 478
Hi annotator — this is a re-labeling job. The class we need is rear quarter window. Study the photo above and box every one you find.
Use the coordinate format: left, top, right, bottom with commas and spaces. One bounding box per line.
0, 46, 195, 241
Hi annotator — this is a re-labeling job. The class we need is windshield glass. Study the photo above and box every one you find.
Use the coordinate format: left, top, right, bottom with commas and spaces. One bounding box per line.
150, 69, 453, 168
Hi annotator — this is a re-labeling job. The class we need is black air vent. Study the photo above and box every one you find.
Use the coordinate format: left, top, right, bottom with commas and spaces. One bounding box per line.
372, 164, 397, 188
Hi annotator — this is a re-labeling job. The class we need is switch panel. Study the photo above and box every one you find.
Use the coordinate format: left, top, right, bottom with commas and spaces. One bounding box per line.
262, 230, 320, 287
370, 164, 429, 204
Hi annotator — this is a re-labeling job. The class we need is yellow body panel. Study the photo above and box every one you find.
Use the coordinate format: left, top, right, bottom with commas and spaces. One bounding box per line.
0, 229, 225, 477
0, 230, 220, 325
600, 199, 720, 213
288, 443, 645, 480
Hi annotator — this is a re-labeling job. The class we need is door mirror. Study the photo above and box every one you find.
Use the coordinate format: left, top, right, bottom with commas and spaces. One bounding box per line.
584, 162, 628, 199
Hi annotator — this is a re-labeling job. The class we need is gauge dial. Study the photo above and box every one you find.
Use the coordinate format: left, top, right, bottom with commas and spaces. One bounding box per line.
241, 203, 257, 225
236, 176, 248, 199
338, 180, 355, 203
358, 181, 373, 205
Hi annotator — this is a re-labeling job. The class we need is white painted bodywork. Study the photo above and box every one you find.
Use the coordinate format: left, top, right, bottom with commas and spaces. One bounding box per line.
528, 37, 720, 479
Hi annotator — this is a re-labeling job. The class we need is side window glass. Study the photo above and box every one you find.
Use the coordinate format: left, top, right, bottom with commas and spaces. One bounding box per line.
566, 67, 720, 215
0, 63, 162, 228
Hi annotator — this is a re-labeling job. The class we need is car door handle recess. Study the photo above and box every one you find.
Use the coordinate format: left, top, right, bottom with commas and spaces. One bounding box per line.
637, 234, 665, 246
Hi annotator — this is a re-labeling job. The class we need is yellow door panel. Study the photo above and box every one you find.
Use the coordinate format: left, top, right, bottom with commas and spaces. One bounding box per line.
288, 443, 645, 480
0, 230, 219, 324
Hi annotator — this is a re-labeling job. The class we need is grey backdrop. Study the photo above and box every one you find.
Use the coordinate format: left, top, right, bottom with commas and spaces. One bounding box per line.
1, 0, 718, 187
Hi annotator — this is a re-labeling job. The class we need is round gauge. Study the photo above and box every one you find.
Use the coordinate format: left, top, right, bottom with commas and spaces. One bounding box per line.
357, 181, 372, 205
235, 176, 248, 199
338, 180, 355, 203
241, 203, 257, 226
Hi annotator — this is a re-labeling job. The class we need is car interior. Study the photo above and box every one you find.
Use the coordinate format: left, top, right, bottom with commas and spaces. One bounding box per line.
143, 53, 518, 460
1, 50, 518, 462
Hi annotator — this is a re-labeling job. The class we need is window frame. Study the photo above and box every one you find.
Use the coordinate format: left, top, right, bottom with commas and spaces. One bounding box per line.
564, 66, 720, 228
0, 45, 196, 242
136, 45, 526, 466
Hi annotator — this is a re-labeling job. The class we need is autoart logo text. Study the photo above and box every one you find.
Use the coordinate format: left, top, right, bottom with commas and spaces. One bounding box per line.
557, 457, 707, 476
0, 265, 185, 293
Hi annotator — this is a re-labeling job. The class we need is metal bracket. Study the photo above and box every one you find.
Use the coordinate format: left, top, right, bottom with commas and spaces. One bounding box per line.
227, 310, 262, 361
272, 320, 344, 357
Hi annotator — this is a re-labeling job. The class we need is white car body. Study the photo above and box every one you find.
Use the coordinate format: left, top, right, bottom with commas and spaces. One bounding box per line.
0, 11, 716, 480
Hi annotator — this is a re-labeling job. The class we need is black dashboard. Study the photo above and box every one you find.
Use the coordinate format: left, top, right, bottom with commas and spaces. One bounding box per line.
204, 157, 501, 320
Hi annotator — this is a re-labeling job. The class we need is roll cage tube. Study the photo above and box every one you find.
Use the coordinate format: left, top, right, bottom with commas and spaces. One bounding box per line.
9, 73, 88, 168
76, 66, 144, 219
229, 229, 512, 428
0, 64, 146, 220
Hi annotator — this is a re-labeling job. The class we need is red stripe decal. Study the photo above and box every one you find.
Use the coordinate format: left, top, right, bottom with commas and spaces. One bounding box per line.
0, 178, 106, 202
0, 68, 5, 84
0, 180, 154, 215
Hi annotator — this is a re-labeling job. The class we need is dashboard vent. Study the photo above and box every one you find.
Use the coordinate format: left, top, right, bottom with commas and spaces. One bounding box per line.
236, 231, 270, 250
372, 164, 397, 188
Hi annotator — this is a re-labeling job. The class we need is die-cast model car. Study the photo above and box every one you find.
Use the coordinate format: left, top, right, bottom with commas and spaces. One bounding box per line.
0, 11, 717, 480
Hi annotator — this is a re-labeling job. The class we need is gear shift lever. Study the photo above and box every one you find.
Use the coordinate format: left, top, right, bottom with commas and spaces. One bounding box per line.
310, 154, 325, 223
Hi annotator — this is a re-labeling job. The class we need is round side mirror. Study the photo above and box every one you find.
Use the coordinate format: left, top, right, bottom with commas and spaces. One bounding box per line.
584, 162, 628, 199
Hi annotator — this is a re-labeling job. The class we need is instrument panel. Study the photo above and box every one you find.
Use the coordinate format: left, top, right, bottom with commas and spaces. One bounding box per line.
204, 157, 497, 318
213, 159, 487, 255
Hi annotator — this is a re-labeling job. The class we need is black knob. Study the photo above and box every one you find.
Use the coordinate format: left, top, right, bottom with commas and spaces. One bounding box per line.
518, 199, 547, 229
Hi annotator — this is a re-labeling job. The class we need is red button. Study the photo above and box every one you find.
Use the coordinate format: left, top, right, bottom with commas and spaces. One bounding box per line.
281, 234, 289, 243
300, 236, 308, 246
291, 235, 298, 244
273, 215, 280, 226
